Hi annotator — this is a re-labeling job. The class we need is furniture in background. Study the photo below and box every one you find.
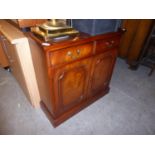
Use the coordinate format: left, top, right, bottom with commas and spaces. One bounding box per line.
0, 36, 9, 68
118, 19, 153, 68
138, 22, 155, 76
72, 19, 121, 35
0, 20, 40, 107
27, 31, 121, 126
8, 19, 47, 28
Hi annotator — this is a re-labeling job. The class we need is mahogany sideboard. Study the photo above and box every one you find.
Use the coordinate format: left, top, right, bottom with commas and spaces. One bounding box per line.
27, 31, 121, 127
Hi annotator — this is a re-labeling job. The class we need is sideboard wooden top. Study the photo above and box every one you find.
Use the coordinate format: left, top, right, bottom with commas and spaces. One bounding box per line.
27, 31, 122, 52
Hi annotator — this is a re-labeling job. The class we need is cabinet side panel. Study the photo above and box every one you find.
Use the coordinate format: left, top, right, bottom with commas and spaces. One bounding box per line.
12, 45, 31, 101
28, 37, 53, 113
14, 39, 41, 107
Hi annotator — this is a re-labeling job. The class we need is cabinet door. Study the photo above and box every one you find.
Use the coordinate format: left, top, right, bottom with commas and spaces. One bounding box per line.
52, 58, 91, 114
89, 49, 117, 96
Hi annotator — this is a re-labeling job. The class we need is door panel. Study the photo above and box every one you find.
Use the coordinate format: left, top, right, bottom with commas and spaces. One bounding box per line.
53, 58, 91, 114
89, 49, 117, 96
59, 67, 85, 106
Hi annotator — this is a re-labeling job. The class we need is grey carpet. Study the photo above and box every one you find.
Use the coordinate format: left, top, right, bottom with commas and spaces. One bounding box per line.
0, 58, 155, 135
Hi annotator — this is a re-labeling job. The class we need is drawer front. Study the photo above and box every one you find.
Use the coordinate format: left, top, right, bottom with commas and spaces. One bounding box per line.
96, 37, 120, 53
49, 43, 93, 66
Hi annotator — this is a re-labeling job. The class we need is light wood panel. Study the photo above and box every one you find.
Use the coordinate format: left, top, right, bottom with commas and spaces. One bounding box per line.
14, 38, 41, 107
0, 20, 25, 43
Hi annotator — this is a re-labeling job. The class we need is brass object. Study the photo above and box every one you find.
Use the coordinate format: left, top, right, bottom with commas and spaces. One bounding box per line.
67, 51, 72, 56
31, 19, 79, 42
76, 49, 81, 55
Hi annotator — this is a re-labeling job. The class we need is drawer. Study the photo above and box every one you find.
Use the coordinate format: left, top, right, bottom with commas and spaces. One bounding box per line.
49, 43, 93, 66
96, 37, 120, 53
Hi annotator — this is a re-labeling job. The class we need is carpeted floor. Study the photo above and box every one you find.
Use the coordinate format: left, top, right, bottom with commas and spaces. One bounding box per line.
0, 58, 155, 135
